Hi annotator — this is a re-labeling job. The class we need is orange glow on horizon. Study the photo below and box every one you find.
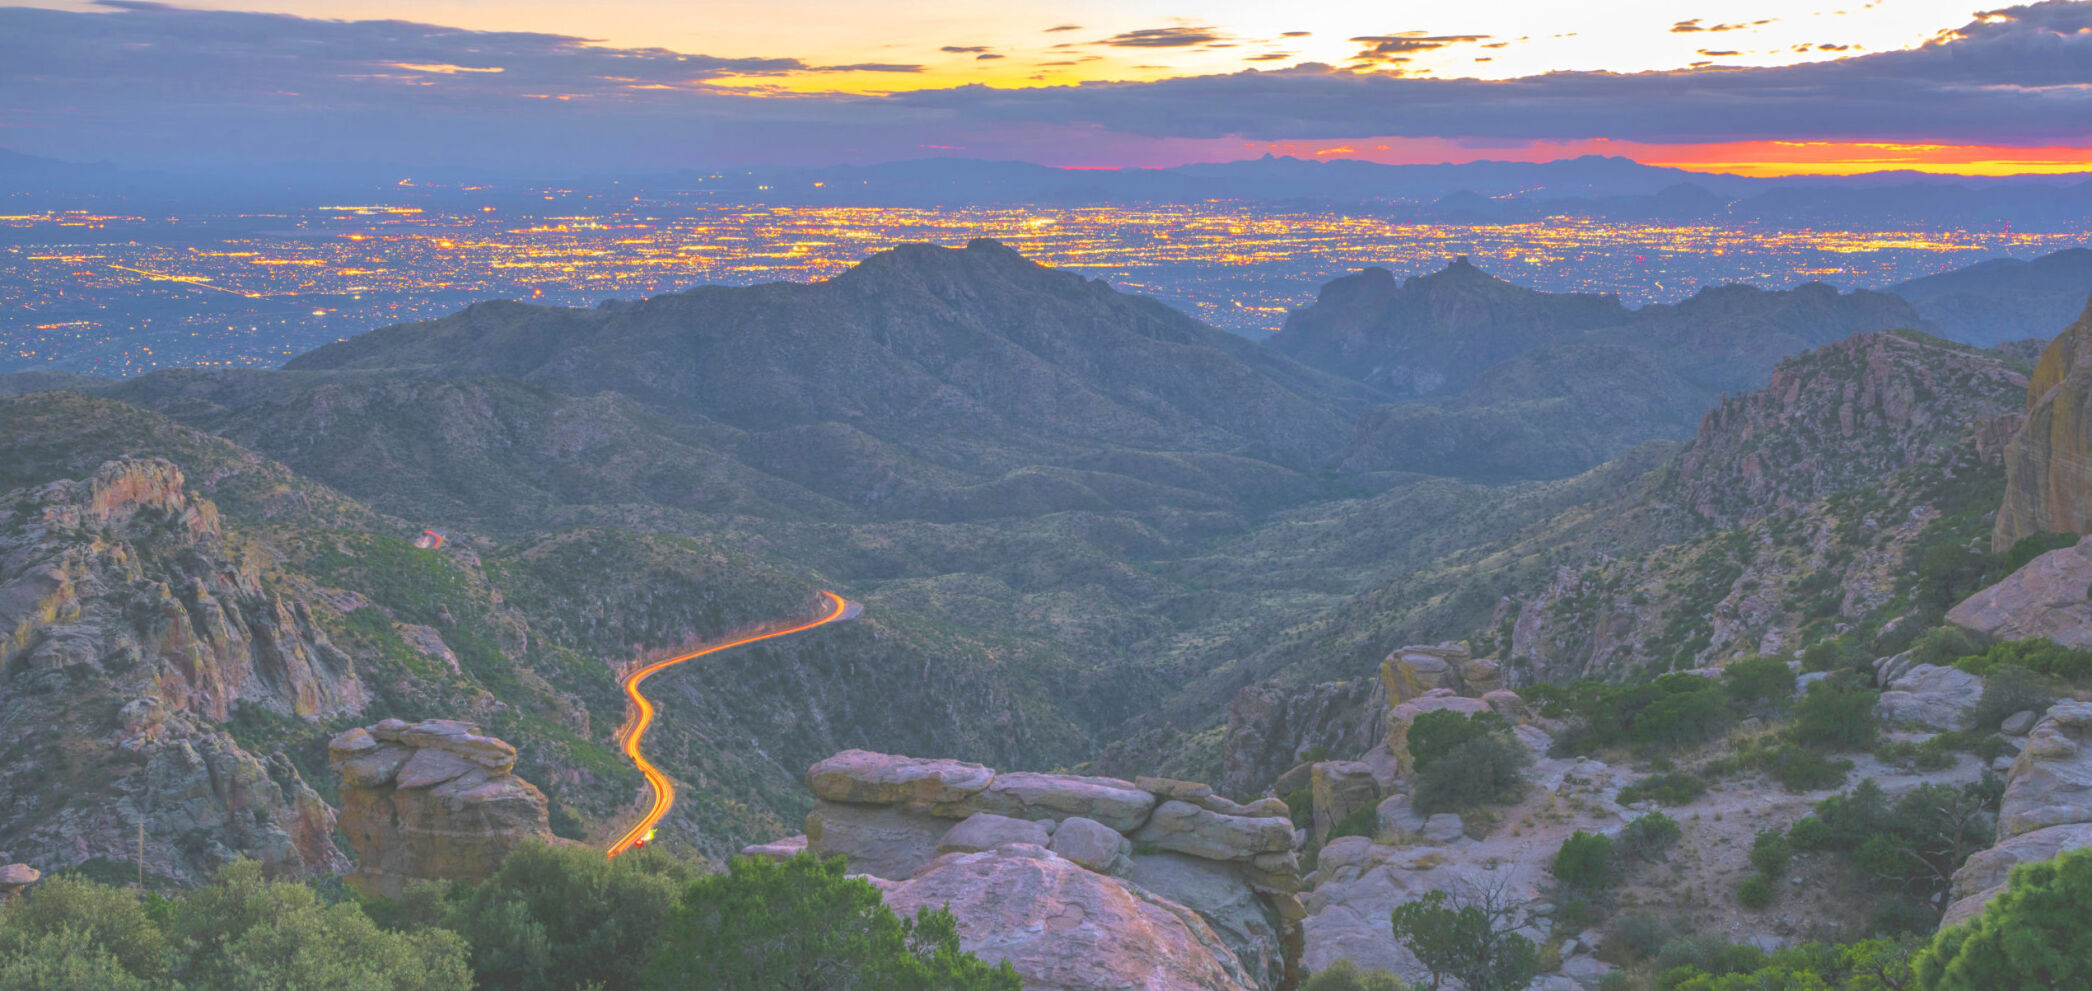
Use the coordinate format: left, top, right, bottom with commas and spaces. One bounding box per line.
1248, 136, 2092, 179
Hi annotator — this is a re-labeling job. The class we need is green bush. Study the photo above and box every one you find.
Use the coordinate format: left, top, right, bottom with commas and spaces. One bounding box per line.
1736, 874, 1777, 910
1410, 709, 1512, 773
436, 840, 698, 991
1915, 847, 2092, 989
1907, 625, 1982, 669
645, 853, 1019, 990
2000, 531, 2082, 575
1762, 744, 1852, 791
1787, 816, 1832, 851
1415, 735, 1530, 813
1303, 958, 1409, 991
1599, 913, 1669, 965
1619, 813, 1682, 862
1956, 638, 2092, 681
1554, 831, 1616, 892
1389, 890, 1539, 991
1282, 786, 1315, 830
1617, 772, 1707, 806
1723, 657, 1798, 711
1749, 830, 1792, 877
1534, 674, 1731, 754
1653, 934, 1768, 977
1792, 678, 1880, 750
1968, 664, 2055, 730
1329, 803, 1378, 841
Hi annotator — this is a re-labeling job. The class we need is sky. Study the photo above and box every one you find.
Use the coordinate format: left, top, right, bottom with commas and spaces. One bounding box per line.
3, 0, 2091, 175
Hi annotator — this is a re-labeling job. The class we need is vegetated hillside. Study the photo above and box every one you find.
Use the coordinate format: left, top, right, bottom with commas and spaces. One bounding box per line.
1294, 258, 1932, 481
1161, 330, 2029, 743
1267, 257, 1630, 396
286, 238, 1365, 473
1888, 247, 2092, 347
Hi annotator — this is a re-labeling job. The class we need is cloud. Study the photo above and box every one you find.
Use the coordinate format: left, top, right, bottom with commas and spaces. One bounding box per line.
1673, 17, 1777, 32
896, 1, 2092, 146
1044, 24, 1081, 32
941, 45, 990, 54
1096, 26, 1224, 48
977, 53, 1004, 61
3, 0, 2089, 169
1348, 32, 1492, 68
1282, 31, 1312, 38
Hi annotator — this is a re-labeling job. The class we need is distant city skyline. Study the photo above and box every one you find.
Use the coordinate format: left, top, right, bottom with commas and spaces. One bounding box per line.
2, 1, 2090, 174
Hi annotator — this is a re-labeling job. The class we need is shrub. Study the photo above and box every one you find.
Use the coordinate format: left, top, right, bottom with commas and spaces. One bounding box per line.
1955, 637, 2092, 681
1303, 958, 1409, 991
439, 840, 697, 991
1415, 735, 1530, 813
1749, 830, 1792, 877
1915, 848, 2092, 989
646, 853, 1019, 990
1282, 787, 1315, 830
1722, 657, 1797, 711
1617, 772, 1707, 806
1761, 743, 1852, 791
1553, 832, 1616, 892
1654, 934, 1767, 977
1787, 816, 1832, 851
1329, 803, 1378, 841
1907, 625, 1982, 669
1410, 709, 1512, 772
1792, 678, 1880, 750
1389, 889, 1539, 991
1598, 913, 1669, 965
1736, 874, 1776, 910
2000, 531, 2081, 575
1968, 664, 2055, 731
1618, 813, 1682, 863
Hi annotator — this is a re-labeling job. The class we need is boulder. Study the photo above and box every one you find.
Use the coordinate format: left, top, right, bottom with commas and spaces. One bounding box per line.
1998, 701, 2092, 840
1272, 763, 1317, 798
1420, 814, 1465, 844
1376, 794, 1427, 839
867, 845, 1257, 991
2003, 709, 2041, 736
741, 835, 808, 862
1129, 852, 1289, 991
806, 750, 995, 806
1948, 537, 2092, 649
950, 772, 1156, 832
1136, 801, 1295, 862
1481, 690, 1525, 721
804, 801, 948, 880
331, 719, 550, 899
0, 863, 37, 901
1876, 664, 1983, 732
1379, 645, 1470, 704
939, 813, 1050, 854
1310, 761, 1381, 843
1050, 816, 1129, 874
1138, 776, 1216, 803
1943, 822, 2092, 927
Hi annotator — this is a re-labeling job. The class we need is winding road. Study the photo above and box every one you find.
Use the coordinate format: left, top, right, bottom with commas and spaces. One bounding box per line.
606, 590, 858, 858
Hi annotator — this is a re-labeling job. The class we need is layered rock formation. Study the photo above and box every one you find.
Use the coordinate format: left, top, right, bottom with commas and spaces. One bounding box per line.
1948, 536, 2092, 649
1945, 701, 2092, 925
768, 750, 1304, 991
1995, 297, 2092, 550
330, 718, 551, 898
0, 459, 356, 882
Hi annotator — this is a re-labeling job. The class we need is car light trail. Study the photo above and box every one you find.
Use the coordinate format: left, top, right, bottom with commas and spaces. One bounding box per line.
606, 590, 856, 858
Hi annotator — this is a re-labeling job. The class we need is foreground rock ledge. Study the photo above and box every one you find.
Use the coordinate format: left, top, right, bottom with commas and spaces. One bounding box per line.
763, 749, 1305, 991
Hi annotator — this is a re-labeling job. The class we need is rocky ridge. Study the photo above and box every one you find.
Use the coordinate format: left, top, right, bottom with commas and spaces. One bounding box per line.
0, 458, 355, 883
1944, 700, 2092, 925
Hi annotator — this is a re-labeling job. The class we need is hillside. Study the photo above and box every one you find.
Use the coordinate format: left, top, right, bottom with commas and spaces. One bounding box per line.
1888, 248, 2092, 347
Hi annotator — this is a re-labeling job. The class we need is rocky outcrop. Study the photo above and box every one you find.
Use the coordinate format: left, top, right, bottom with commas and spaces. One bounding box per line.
866, 845, 1258, 991
1221, 679, 1384, 800
330, 718, 551, 898
0, 864, 38, 902
794, 750, 1303, 991
0, 460, 360, 883
1876, 664, 1984, 732
1947, 536, 2092, 650
1309, 762, 1381, 843
1995, 297, 2092, 551
1678, 331, 2028, 527
1945, 702, 2092, 926
1386, 690, 1495, 774
1380, 643, 1499, 704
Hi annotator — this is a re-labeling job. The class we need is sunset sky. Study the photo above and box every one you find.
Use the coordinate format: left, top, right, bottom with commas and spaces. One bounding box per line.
4, 0, 2090, 175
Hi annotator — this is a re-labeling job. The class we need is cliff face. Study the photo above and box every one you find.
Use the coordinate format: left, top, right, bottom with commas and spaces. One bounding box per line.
1995, 296, 2092, 551
1679, 331, 2028, 527
0, 459, 357, 882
